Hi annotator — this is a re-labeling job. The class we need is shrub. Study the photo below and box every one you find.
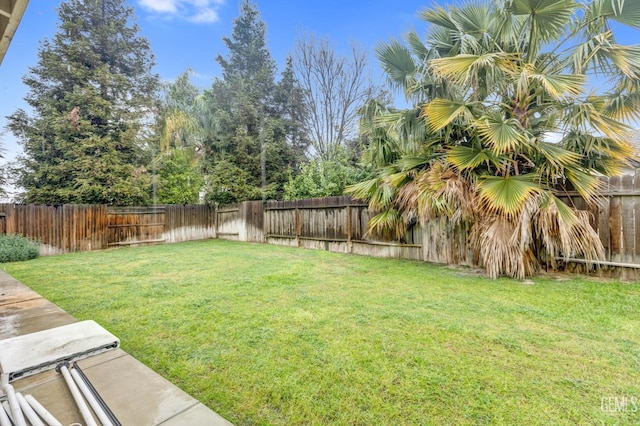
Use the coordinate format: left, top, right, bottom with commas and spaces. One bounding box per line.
0, 234, 40, 263
284, 159, 373, 200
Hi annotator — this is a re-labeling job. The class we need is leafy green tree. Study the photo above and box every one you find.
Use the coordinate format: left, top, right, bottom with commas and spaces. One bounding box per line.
204, 160, 261, 205
155, 148, 203, 204
159, 69, 204, 153
6, 0, 158, 205
152, 69, 208, 204
203, 1, 308, 204
284, 155, 372, 200
349, 0, 639, 278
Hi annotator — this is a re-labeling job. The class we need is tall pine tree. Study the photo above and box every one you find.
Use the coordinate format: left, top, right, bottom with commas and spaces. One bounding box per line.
203, 0, 308, 204
7, 0, 158, 205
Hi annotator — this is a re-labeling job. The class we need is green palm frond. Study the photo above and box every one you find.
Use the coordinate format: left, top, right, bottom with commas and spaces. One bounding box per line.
420, 6, 458, 30
508, 0, 577, 35
562, 131, 635, 175
560, 100, 633, 142
571, 30, 615, 74
429, 53, 517, 84
365, 132, 401, 169
345, 177, 383, 202
427, 26, 458, 56
451, 3, 497, 42
601, 92, 640, 121
508, 0, 577, 60
586, 0, 640, 30
534, 140, 582, 168
496, 11, 528, 48
478, 174, 542, 217
475, 114, 528, 154
386, 170, 413, 189
448, 145, 500, 171
397, 156, 433, 172
393, 109, 429, 154
587, 107, 635, 141
375, 41, 417, 93
405, 31, 433, 62
528, 72, 585, 100
563, 167, 601, 202
422, 98, 474, 131
604, 44, 640, 80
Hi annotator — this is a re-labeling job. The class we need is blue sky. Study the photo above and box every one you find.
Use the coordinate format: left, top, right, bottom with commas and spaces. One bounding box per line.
1, 0, 638, 170
0, 0, 427, 164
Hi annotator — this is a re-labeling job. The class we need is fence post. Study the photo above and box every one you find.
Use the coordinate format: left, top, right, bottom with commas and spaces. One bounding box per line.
347, 204, 353, 253
214, 203, 219, 239
295, 206, 300, 247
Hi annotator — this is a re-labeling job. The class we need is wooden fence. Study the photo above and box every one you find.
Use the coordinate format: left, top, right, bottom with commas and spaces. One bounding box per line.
217, 177, 640, 279
558, 175, 640, 279
0, 204, 108, 255
0, 204, 216, 255
262, 196, 424, 260
4, 175, 640, 278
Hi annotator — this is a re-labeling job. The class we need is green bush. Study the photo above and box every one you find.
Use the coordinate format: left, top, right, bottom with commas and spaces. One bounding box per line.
0, 234, 40, 263
284, 159, 373, 200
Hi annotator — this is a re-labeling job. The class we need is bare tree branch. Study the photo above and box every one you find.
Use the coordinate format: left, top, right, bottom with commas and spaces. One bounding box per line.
294, 33, 379, 161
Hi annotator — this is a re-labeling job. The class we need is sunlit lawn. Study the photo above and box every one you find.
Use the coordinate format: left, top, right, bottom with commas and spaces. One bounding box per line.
5, 239, 640, 425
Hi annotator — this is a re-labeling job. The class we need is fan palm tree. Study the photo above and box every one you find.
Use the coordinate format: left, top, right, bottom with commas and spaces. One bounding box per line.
348, 0, 640, 278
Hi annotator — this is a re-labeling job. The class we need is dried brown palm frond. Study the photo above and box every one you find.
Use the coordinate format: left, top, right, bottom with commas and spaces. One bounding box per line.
394, 162, 477, 226
470, 192, 604, 278
365, 208, 407, 241
471, 214, 538, 279
533, 193, 604, 266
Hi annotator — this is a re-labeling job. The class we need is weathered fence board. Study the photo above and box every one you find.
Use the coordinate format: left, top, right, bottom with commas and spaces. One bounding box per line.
215, 205, 241, 240
0, 204, 215, 255
164, 204, 216, 243
0, 204, 108, 255
107, 206, 165, 246
621, 175, 635, 265
263, 196, 426, 260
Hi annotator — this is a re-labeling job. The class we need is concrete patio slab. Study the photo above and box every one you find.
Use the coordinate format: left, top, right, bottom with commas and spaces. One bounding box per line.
159, 403, 234, 425
0, 271, 233, 425
0, 274, 43, 304
0, 297, 74, 340
77, 352, 212, 425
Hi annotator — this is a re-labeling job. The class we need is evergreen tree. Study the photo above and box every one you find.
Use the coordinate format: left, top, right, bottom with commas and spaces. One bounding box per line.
203, 0, 308, 204
6, 0, 159, 205
273, 57, 310, 174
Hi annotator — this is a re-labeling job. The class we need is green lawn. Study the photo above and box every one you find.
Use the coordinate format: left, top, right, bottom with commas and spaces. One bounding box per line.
4, 239, 640, 425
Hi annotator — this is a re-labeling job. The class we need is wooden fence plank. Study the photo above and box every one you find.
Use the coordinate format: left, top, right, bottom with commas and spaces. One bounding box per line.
609, 176, 623, 264
621, 175, 635, 265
